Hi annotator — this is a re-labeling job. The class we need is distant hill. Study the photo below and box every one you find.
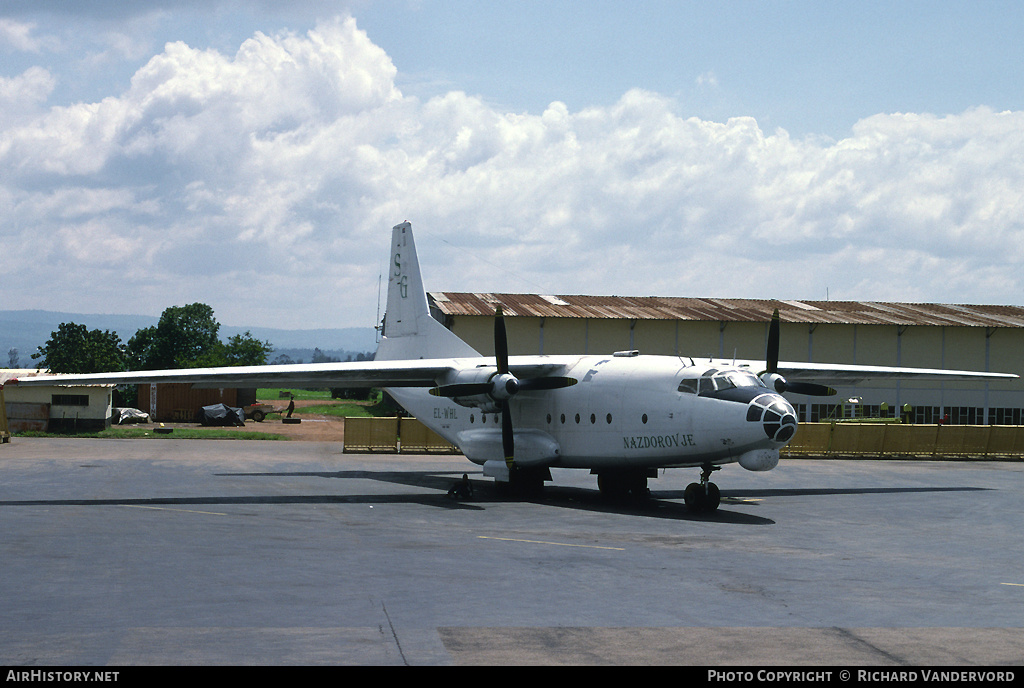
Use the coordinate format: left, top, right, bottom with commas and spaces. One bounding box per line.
0, 310, 377, 367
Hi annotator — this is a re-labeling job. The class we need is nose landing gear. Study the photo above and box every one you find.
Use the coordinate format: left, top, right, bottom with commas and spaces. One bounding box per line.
684, 463, 721, 512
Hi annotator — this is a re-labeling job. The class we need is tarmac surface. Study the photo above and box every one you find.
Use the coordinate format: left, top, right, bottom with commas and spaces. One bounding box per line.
1, 436, 1022, 666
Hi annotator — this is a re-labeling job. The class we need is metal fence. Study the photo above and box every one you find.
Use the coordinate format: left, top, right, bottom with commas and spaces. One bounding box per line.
343, 416, 459, 453
344, 417, 1024, 460
782, 422, 1024, 459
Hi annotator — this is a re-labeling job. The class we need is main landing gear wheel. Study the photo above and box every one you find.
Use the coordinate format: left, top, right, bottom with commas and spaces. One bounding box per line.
597, 470, 650, 500
495, 466, 549, 498
684, 463, 721, 512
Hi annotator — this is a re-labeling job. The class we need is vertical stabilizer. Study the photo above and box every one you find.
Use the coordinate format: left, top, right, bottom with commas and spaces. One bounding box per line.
375, 222, 479, 361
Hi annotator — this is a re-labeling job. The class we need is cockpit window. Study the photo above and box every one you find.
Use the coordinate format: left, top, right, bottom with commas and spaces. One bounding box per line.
691, 369, 766, 396
679, 369, 766, 396
677, 378, 699, 394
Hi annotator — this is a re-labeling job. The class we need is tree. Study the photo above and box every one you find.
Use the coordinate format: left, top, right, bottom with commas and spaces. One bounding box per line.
311, 348, 340, 363
126, 304, 272, 369
32, 323, 125, 374
128, 303, 221, 369
7, 348, 18, 368
222, 332, 273, 366
191, 331, 273, 368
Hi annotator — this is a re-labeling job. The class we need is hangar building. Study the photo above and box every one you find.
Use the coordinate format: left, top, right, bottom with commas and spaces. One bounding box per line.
427, 294, 1024, 426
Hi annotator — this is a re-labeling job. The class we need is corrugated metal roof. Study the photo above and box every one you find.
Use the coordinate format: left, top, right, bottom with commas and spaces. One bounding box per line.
428, 293, 1024, 328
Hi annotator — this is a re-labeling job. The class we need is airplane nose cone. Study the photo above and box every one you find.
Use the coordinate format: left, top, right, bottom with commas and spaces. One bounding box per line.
746, 393, 798, 444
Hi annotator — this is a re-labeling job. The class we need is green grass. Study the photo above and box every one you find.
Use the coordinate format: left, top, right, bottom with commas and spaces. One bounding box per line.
258, 388, 399, 418
292, 399, 396, 418
257, 388, 335, 401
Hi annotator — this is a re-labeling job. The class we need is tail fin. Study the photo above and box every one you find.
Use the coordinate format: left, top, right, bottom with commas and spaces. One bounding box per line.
375, 222, 480, 361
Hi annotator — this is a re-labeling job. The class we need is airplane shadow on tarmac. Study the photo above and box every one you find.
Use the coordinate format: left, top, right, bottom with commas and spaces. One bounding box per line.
0, 468, 990, 527
214, 468, 777, 524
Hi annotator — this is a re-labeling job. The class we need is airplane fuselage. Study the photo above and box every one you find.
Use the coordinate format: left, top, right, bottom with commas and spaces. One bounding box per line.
387, 352, 797, 474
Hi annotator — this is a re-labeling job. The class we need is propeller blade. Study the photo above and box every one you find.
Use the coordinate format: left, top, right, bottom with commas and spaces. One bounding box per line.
783, 381, 837, 397
494, 305, 509, 375
517, 376, 578, 391
766, 308, 780, 375
759, 308, 836, 397
501, 401, 515, 470
496, 306, 515, 468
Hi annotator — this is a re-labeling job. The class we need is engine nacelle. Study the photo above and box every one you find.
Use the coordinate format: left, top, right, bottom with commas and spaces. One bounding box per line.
459, 428, 560, 468
737, 448, 780, 472
433, 367, 512, 412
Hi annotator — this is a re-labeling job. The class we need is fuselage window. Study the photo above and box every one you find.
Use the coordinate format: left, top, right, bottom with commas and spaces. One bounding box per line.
590, 413, 596, 424
606, 413, 612, 424
642, 413, 648, 424
575, 413, 581, 424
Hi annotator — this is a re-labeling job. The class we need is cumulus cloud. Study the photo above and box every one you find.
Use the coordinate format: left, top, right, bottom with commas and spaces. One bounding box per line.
1, 14, 1023, 331
0, 18, 59, 53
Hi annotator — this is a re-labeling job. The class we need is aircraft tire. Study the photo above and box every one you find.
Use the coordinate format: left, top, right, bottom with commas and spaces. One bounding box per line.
684, 483, 703, 511
496, 467, 546, 498
598, 473, 628, 500
598, 470, 648, 500
705, 483, 721, 511
684, 482, 720, 512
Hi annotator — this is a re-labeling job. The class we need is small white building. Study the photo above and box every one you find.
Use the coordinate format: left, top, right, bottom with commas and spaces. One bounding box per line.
0, 370, 113, 432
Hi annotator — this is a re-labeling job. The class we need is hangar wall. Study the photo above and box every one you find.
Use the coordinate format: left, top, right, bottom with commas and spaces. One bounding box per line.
428, 294, 1024, 425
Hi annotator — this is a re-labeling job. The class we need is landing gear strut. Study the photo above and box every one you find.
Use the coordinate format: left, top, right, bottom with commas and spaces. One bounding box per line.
684, 463, 721, 512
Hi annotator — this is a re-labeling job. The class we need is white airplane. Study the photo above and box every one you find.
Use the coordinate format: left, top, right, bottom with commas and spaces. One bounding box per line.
9, 222, 1018, 511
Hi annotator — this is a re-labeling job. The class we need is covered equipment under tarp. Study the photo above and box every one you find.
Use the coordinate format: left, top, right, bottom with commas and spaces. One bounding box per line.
197, 403, 245, 426
114, 407, 150, 424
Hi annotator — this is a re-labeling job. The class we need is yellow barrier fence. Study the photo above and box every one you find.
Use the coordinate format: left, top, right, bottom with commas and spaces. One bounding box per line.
343, 416, 458, 454
343, 418, 1024, 459
0, 387, 10, 443
782, 423, 1024, 459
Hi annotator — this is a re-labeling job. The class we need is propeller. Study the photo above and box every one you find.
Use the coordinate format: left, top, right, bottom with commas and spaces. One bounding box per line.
431, 305, 577, 469
494, 305, 515, 469
761, 309, 837, 397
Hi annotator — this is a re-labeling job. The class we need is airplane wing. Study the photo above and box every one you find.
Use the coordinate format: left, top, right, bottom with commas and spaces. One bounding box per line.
774, 361, 1018, 384
4, 357, 575, 391
4, 359, 460, 390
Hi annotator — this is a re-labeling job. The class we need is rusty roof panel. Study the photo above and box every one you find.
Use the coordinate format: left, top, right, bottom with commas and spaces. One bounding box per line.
428, 293, 1024, 329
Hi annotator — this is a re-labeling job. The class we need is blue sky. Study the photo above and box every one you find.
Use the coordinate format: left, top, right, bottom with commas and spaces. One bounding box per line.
2, 1, 1023, 332
359, 1, 1024, 138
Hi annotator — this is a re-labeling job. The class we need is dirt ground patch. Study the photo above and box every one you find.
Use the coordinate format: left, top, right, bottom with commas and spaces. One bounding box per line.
242, 398, 350, 441
148, 398, 350, 441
